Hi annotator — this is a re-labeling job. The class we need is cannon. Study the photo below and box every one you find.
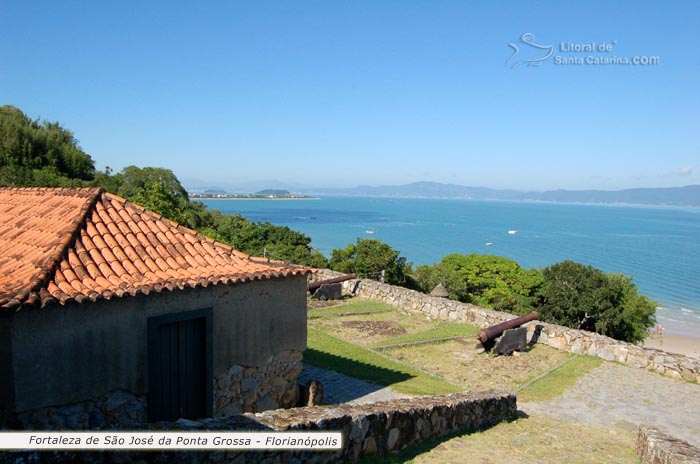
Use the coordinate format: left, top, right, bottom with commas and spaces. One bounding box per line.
307, 274, 357, 292
477, 311, 539, 345
308, 274, 357, 300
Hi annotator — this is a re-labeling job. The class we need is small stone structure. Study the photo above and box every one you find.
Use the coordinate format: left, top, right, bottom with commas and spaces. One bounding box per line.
429, 283, 449, 298
0, 390, 517, 464
637, 425, 700, 463
311, 270, 700, 382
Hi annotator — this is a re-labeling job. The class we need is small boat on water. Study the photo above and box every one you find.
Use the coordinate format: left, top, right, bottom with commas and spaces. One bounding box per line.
485, 242, 493, 246
365, 230, 376, 234
508, 230, 517, 235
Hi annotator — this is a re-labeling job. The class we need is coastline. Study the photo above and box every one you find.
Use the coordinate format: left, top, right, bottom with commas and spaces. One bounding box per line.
642, 332, 700, 359
196, 197, 320, 201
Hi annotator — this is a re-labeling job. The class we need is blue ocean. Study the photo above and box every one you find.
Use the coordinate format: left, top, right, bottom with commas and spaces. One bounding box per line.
201, 197, 700, 338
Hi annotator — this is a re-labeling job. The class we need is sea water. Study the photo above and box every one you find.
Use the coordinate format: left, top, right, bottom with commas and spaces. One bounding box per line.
201, 197, 700, 337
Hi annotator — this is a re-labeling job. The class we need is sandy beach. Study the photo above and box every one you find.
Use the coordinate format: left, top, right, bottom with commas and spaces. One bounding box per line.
642, 332, 700, 359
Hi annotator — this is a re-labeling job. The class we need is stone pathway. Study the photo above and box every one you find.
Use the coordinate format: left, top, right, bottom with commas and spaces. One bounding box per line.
297, 364, 408, 405
520, 362, 700, 448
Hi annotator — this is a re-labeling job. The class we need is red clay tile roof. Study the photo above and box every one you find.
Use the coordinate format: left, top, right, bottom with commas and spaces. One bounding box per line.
0, 187, 310, 309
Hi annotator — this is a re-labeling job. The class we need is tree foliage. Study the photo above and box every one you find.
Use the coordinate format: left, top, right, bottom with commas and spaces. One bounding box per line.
329, 238, 411, 285
415, 254, 542, 313
538, 260, 655, 342
414, 255, 655, 342
0, 105, 95, 186
199, 210, 328, 268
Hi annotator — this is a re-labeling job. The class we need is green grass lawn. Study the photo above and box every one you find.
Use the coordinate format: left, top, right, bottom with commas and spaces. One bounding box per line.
372, 323, 479, 348
308, 299, 395, 319
305, 328, 463, 395
306, 298, 635, 463
517, 355, 603, 402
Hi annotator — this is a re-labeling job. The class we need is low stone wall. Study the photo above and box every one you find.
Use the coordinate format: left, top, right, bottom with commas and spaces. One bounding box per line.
637, 425, 700, 463
311, 270, 700, 382
14, 390, 145, 430
0, 390, 517, 464
214, 350, 303, 416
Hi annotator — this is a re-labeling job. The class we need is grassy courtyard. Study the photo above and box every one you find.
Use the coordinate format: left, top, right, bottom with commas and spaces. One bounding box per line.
304, 297, 633, 463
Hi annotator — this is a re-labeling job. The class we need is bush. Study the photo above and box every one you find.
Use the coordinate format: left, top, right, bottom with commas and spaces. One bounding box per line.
415, 254, 542, 314
538, 260, 656, 343
330, 238, 411, 285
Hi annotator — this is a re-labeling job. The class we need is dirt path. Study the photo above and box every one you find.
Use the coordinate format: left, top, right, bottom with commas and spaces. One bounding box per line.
520, 362, 700, 448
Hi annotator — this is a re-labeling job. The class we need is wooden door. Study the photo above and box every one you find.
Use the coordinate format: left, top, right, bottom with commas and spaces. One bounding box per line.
147, 308, 212, 422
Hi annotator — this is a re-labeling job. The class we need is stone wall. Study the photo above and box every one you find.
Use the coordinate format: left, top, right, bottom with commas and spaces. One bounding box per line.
312, 270, 700, 382
9, 350, 304, 430
13, 390, 145, 430
214, 350, 303, 416
0, 390, 516, 464
637, 425, 700, 463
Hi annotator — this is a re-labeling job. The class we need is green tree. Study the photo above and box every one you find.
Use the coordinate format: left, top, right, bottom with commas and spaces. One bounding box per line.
131, 181, 186, 223
538, 260, 655, 342
0, 105, 95, 186
329, 239, 411, 285
199, 211, 328, 268
424, 254, 542, 313
413, 263, 467, 298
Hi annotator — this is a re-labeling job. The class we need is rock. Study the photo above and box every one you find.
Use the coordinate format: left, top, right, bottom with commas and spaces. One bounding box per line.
597, 345, 617, 361
105, 390, 135, 413
350, 415, 370, 442
228, 365, 245, 379
218, 374, 232, 391
175, 418, 203, 429
221, 403, 242, 416
386, 427, 401, 451
241, 377, 258, 393
362, 436, 378, 454
254, 395, 279, 412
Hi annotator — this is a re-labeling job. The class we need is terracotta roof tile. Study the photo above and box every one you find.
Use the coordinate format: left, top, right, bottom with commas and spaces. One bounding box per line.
0, 187, 310, 309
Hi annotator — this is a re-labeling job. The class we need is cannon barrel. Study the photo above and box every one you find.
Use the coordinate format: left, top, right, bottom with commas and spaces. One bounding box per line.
477, 311, 539, 344
307, 274, 357, 292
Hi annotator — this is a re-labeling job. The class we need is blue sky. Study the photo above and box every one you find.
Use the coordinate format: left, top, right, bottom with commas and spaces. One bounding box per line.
1, 1, 698, 191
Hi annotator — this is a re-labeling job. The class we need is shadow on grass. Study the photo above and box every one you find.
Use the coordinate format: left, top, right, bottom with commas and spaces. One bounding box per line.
302, 348, 413, 394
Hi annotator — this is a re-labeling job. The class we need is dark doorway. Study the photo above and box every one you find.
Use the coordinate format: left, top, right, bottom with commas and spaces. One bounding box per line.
147, 308, 213, 422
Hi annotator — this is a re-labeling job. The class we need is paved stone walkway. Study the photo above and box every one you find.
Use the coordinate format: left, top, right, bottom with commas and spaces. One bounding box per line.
521, 362, 700, 448
297, 364, 408, 405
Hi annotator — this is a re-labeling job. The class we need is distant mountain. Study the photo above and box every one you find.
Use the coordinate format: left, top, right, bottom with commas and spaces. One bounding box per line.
299, 182, 700, 207
182, 178, 307, 194
301, 182, 525, 200
534, 186, 700, 206
255, 189, 290, 196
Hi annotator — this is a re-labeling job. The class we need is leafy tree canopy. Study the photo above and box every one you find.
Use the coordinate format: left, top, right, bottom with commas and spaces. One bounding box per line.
329, 238, 412, 285
538, 260, 655, 343
414, 254, 542, 313
0, 105, 95, 186
199, 210, 328, 268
